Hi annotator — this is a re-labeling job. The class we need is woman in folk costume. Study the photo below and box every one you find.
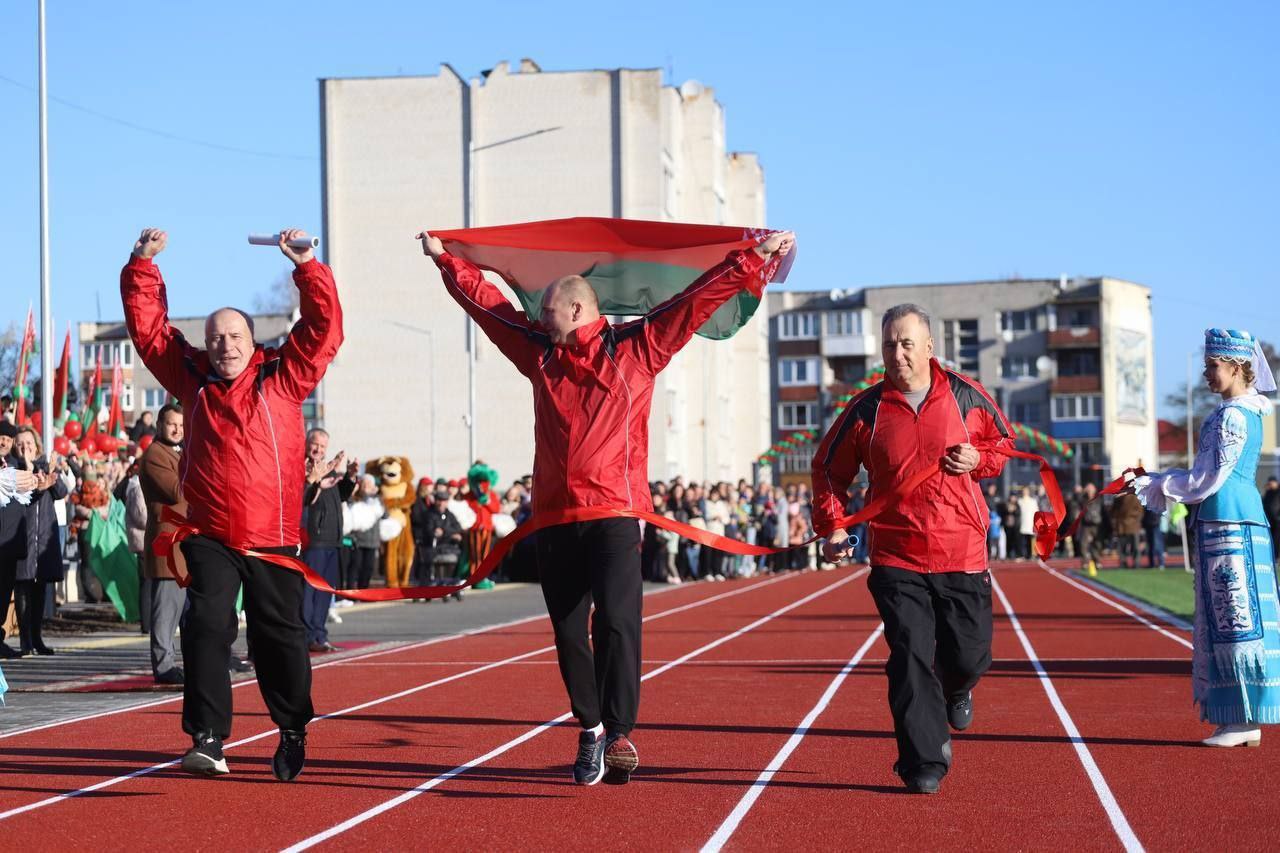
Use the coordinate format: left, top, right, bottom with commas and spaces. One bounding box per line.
1133, 328, 1278, 747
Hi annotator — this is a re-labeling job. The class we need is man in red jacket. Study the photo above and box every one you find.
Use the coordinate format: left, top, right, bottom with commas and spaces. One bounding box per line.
418, 228, 794, 786
813, 304, 1012, 795
122, 227, 343, 782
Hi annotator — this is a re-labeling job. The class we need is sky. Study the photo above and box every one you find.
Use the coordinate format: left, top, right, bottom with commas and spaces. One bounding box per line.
1, 1, 1276, 415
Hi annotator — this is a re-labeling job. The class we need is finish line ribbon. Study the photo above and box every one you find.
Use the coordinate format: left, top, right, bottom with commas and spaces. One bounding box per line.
152, 445, 1091, 602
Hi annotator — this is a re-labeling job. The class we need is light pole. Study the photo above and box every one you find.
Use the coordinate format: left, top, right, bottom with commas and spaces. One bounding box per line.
390, 321, 437, 475
38, 0, 54, 455
463, 124, 563, 465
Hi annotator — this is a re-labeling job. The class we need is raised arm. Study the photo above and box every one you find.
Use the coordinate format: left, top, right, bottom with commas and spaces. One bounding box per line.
629, 231, 795, 375
417, 231, 544, 377
120, 228, 199, 400
273, 229, 345, 403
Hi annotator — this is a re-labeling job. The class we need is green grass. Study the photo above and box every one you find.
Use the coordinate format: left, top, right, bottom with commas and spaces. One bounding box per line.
1088, 568, 1196, 622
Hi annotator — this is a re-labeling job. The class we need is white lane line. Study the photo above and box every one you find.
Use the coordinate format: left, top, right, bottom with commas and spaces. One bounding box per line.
1037, 561, 1193, 650
701, 623, 884, 853
0, 577, 716, 742
0, 572, 794, 823
991, 572, 1143, 853
280, 569, 867, 853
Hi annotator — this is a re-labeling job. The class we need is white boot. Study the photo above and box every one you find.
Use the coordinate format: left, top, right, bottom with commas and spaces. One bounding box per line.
1202, 724, 1261, 748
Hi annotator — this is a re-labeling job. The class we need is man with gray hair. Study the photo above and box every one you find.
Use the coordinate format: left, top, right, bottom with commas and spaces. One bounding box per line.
122, 227, 343, 782
812, 303, 1013, 794
301, 427, 358, 652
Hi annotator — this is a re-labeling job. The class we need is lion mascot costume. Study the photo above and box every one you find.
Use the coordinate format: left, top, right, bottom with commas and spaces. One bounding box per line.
367, 456, 416, 588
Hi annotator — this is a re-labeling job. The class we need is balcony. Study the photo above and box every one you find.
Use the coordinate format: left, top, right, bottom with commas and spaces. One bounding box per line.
1052, 375, 1102, 394
821, 333, 877, 357
1047, 327, 1100, 348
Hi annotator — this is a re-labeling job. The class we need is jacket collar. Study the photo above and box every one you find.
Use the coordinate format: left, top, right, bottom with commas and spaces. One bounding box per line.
558, 317, 608, 351
881, 358, 946, 406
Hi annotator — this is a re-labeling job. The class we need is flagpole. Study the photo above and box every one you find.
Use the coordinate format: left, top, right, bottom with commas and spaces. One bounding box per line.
38, 0, 55, 455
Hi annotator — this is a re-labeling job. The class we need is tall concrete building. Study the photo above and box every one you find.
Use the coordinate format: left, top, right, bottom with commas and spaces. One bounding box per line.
766, 276, 1158, 488
319, 60, 771, 484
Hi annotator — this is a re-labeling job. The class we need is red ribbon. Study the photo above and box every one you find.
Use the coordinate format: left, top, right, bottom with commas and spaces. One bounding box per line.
152, 446, 1103, 600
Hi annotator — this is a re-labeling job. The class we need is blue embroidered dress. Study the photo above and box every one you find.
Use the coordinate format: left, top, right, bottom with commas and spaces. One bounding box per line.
1136, 392, 1280, 725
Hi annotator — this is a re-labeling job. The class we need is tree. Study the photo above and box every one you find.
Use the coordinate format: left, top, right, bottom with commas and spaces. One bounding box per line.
253, 270, 300, 315
1164, 339, 1280, 455
0, 322, 21, 395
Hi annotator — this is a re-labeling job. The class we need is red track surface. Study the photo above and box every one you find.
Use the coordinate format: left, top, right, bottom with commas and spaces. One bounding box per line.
1, 564, 1276, 852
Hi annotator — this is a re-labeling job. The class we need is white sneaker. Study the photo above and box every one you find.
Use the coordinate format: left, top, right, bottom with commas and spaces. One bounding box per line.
1202, 724, 1261, 748
327, 608, 343, 625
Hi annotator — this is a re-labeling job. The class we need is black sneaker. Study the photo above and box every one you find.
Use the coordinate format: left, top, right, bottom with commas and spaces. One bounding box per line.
181, 732, 229, 777
904, 767, 943, 794
228, 656, 254, 673
155, 668, 185, 686
947, 692, 973, 731
573, 729, 605, 786
603, 734, 639, 785
273, 729, 307, 782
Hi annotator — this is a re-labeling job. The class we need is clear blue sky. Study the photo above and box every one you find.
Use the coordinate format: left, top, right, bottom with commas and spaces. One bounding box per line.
2, 1, 1275, 414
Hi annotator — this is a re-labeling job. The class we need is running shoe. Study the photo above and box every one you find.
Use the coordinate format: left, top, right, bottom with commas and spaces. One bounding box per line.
273, 729, 307, 781
573, 729, 606, 785
947, 691, 973, 731
603, 734, 639, 785
181, 732, 229, 776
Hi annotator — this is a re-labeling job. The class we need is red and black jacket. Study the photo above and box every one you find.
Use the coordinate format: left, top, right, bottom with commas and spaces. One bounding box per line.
811, 359, 1013, 573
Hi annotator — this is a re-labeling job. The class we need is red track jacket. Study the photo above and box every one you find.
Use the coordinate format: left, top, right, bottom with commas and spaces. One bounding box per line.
121, 256, 343, 550
811, 359, 1013, 573
436, 248, 768, 515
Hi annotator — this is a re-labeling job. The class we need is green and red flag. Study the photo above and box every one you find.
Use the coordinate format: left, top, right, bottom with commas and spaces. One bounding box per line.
431, 217, 796, 340
13, 305, 37, 423
82, 353, 103, 436
105, 363, 124, 437
52, 325, 71, 419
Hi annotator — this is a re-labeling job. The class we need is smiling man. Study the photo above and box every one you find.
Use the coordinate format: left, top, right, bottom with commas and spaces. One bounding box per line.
121, 227, 343, 782
812, 304, 1014, 795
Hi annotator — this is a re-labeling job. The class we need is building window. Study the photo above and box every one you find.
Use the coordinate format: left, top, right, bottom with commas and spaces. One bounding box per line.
121, 383, 134, 412
143, 388, 168, 410
1060, 306, 1097, 327
1053, 395, 1103, 420
1001, 355, 1039, 380
779, 313, 818, 340
778, 357, 820, 386
82, 344, 95, 367
1057, 350, 1100, 376
121, 342, 133, 368
1068, 440, 1104, 465
827, 310, 861, 336
942, 319, 980, 374
778, 402, 819, 429
1000, 309, 1039, 334
1011, 402, 1042, 423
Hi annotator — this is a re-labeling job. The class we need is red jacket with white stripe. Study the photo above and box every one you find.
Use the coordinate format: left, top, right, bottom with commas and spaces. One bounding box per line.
121, 255, 343, 550
811, 359, 1013, 573
435, 249, 768, 515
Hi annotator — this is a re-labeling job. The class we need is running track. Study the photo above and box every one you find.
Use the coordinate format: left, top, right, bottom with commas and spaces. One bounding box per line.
1, 564, 1275, 852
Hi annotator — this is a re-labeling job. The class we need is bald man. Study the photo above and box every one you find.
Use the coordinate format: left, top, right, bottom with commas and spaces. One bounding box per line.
419, 228, 794, 786
121, 227, 344, 781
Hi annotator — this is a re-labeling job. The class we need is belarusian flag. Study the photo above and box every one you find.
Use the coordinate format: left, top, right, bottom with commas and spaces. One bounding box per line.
52, 326, 71, 419
13, 306, 37, 423
105, 363, 124, 437
431, 217, 796, 340
82, 354, 103, 435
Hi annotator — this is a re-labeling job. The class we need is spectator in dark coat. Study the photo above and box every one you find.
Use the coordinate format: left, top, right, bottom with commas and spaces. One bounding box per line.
13, 426, 68, 655
1263, 478, 1280, 560
0, 421, 36, 658
1110, 492, 1145, 569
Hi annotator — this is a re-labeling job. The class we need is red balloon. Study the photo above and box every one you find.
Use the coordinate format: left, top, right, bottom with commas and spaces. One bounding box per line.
80, 435, 98, 454
63, 420, 83, 441
96, 435, 117, 454
53, 436, 72, 456
138, 434, 154, 451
